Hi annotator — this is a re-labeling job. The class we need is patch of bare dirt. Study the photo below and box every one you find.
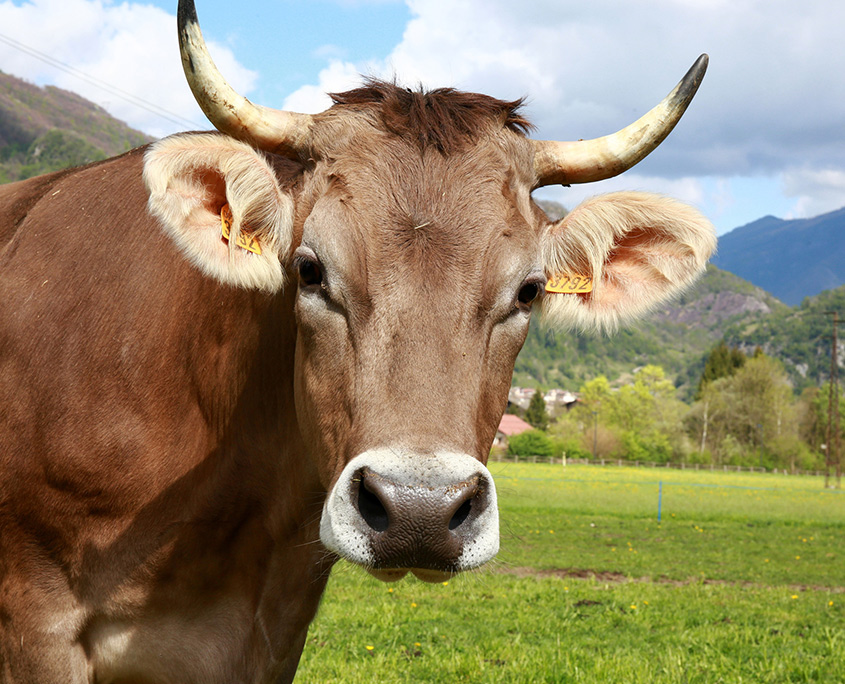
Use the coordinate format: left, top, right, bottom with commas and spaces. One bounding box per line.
496, 566, 845, 593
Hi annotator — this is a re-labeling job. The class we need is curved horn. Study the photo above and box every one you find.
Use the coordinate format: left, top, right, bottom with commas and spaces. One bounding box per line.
532, 54, 708, 188
177, 0, 313, 158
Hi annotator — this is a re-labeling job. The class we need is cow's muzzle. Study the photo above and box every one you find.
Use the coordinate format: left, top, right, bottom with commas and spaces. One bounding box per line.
320, 449, 499, 582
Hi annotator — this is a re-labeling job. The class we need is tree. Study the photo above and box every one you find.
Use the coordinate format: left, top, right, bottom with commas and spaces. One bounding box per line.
525, 388, 549, 430
567, 367, 686, 463
508, 429, 555, 459
689, 353, 801, 468
696, 342, 746, 399
609, 365, 687, 463
578, 375, 611, 412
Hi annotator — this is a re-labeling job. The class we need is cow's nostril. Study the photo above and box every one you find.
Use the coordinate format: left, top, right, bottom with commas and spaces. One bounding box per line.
449, 498, 472, 530
357, 478, 389, 532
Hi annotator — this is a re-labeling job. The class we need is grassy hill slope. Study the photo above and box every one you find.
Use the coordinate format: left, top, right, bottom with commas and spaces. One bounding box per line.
722, 283, 845, 391
0, 71, 151, 183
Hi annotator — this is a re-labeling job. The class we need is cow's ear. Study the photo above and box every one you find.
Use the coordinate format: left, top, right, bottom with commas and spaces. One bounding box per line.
144, 133, 294, 292
539, 192, 716, 332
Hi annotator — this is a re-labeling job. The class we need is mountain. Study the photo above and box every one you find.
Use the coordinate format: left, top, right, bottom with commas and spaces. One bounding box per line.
0, 71, 151, 183
721, 284, 845, 392
712, 207, 845, 306
513, 265, 785, 398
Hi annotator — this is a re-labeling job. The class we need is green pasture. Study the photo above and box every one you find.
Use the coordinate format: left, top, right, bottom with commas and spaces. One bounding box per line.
294, 464, 845, 683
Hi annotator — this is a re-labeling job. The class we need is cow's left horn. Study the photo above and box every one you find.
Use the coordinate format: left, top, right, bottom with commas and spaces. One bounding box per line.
178, 0, 314, 159
532, 54, 708, 188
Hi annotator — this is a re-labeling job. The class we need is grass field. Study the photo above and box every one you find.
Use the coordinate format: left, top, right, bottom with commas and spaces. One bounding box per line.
294, 464, 845, 683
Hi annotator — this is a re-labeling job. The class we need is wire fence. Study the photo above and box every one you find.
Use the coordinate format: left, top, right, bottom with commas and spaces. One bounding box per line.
489, 452, 827, 477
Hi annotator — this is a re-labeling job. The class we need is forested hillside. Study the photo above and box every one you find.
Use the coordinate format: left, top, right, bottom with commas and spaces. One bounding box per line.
722, 284, 845, 392
515, 265, 785, 399
0, 71, 151, 183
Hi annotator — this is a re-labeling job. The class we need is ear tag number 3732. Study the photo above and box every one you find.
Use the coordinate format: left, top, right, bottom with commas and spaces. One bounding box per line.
546, 273, 593, 294
221, 204, 262, 256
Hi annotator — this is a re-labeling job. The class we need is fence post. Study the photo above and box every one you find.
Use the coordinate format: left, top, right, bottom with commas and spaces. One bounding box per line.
657, 480, 663, 522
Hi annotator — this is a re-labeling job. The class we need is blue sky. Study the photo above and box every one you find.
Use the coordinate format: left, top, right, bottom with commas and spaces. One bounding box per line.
1, 0, 844, 235
146, 0, 413, 105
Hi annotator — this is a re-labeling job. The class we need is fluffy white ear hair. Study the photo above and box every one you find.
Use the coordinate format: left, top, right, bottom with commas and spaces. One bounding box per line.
143, 132, 294, 292
539, 192, 716, 333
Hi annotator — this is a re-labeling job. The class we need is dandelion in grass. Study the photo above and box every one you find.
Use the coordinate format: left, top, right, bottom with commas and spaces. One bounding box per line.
411, 602, 417, 608
365, 645, 375, 651
791, 595, 798, 600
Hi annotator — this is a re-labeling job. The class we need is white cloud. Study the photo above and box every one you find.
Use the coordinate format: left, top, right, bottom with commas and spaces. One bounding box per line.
313, 44, 349, 62
274, 0, 845, 223
0, 0, 257, 138
534, 174, 707, 216
782, 168, 845, 220
283, 0, 845, 180
282, 60, 363, 114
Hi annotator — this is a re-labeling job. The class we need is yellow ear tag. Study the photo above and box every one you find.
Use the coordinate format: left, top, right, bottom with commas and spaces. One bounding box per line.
221, 203, 262, 255
546, 273, 593, 294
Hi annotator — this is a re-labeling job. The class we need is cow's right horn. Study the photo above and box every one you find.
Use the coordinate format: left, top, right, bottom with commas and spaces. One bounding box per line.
177, 0, 314, 159
532, 54, 708, 188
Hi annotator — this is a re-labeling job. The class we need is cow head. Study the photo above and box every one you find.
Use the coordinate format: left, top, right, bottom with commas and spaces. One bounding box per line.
144, 0, 715, 582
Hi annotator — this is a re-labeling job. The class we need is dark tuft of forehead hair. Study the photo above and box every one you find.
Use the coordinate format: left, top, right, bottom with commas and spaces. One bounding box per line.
329, 79, 533, 155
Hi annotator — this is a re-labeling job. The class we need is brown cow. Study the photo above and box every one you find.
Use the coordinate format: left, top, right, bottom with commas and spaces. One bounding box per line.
0, 1, 715, 681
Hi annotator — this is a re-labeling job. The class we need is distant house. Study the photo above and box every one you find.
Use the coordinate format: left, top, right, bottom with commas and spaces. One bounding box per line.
544, 389, 579, 412
493, 414, 533, 448
508, 386, 580, 414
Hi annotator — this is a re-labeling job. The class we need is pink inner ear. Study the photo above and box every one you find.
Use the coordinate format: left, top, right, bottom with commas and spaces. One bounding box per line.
193, 169, 228, 215
143, 132, 291, 292
540, 192, 716, 332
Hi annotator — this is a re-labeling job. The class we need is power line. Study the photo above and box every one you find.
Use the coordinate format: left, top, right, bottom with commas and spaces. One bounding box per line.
0, 32, 203, 130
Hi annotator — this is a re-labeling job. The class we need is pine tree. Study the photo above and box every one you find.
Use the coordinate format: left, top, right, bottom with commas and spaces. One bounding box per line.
696, 342, 746, 398
525, 389, 549, 430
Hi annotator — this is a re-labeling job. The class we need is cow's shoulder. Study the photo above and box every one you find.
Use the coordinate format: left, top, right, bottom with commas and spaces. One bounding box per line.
0, 146, 151, 257
0, 168, 75, 252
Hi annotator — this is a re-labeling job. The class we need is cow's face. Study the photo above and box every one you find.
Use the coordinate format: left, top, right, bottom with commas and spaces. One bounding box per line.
291, 122, 543, 580
144, 121, 715, 580
146, 5, 716, 581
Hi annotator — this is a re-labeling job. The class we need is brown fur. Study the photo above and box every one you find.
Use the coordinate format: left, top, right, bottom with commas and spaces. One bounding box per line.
329, 79, 532, 154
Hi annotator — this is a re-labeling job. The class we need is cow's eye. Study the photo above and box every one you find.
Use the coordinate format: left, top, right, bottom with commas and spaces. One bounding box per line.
295, 254, 323, 287
517, 279, 544, 308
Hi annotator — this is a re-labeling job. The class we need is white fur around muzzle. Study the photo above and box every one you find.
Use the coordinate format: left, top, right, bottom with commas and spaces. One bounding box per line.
320, 448, 499, 577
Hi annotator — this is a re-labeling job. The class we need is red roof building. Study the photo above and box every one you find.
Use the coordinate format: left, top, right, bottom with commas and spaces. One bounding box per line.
493, 414, 533, 447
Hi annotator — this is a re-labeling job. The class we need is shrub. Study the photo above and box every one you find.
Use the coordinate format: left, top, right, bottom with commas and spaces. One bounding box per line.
507, 430, 555, 459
